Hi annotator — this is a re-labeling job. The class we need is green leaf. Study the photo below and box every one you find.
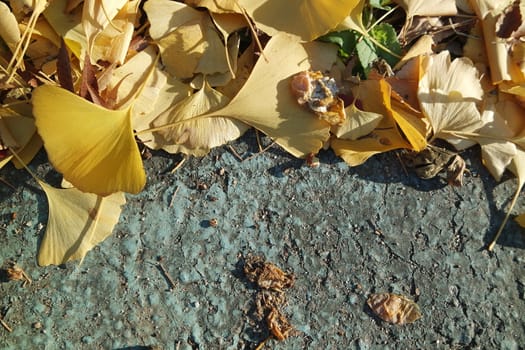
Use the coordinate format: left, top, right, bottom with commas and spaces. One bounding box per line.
318, 30, 358, 59
369, 0, 392, 10
370, 23, 401, 66
356, 37, 377, 74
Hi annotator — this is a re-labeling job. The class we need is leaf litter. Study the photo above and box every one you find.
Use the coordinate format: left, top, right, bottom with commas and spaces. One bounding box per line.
0, 0, 525, 343
243, 254, 297, 348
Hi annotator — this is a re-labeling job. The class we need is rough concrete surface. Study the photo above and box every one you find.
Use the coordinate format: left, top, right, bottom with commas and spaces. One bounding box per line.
1, 131, 524, 349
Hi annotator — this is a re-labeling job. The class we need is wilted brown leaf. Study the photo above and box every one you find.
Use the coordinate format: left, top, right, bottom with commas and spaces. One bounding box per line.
367, 292, 422, 325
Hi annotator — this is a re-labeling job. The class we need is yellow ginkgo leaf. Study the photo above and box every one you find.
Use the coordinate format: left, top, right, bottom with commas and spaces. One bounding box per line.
82, 0, 128, 58
145, 0, 231, 79
469, 0, 523, 84
185, 0, 239, 13
89, 0, 140, 65
331, 80, 413, 166
150, 82, 248, 156
32, 85, 146, 195
239, 0, 363, 41
332, 103, 383, 140
393, 0, 457, 18
196, 33, 336, 157
44, 0, 86, 58
0, 101, 41, 170
418, 51, 484, 147
37, 180, 126, 266
0, 2, 21, 52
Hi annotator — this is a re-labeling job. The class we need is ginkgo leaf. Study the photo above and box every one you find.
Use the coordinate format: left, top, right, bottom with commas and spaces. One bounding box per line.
11, 133, 43, 170
89, 0, 140, 65
333, 103, 383, 140
393, 0, 457, 18
469, 0, 522, 84
193, 33, 336, 158
82, 0, 128, 58
37, 180, 126, 266
476, 95, 521, 181
331, 79, 413, 166
0, 2, 21, 52
239, 0, 363, 41
145, 0, 231, 79
363, 78, 427, 150
32, 85, 146, 195
102, 46, 166, 110
151, 82, 248, 156
44, 0, 87, 58
418, 51, 484, 146
216, 41, 255, 99
0, 102, 41, 169
185, 0, 239, 13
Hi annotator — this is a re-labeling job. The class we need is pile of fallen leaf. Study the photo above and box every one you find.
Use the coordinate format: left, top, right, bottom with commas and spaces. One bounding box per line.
243, 255, 296, 347
1, 0, 525, 265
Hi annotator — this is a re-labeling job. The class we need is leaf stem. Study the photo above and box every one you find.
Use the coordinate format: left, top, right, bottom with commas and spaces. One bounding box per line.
488, 181, 523, 251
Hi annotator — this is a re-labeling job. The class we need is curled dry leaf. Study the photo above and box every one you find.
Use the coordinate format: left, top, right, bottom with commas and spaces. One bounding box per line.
244, 255, 295, 291
367, 292, 422, 325
243, 255, 297, 345
469, 0, 522, 84
37, 180, 126, 266
402, 144, 466, 185
88, 0, 140, 65
1, 262, 32, 286
267, 308, 294, 341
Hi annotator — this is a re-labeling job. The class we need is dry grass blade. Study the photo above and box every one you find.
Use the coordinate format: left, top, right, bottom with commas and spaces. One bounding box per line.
6, 0, 48, 84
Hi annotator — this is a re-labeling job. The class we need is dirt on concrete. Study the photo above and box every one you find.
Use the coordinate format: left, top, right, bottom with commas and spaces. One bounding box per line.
1, 130, 524, 349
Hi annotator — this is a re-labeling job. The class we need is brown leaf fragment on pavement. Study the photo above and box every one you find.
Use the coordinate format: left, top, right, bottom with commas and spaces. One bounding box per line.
243, 254, 295, 291
402, 144, 467, 185
242, 254, 297, 346
0, 261, 32, 287
367, 292, 422, 325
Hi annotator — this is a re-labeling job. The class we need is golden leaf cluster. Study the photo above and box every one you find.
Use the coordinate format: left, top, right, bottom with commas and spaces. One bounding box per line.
1, 0, 525, 264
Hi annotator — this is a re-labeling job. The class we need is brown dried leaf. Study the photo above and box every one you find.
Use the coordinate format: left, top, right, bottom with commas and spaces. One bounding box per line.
267, 308, 294, 341
244, 255, 295, 291
57, 38, 74, 92
367, 293, 422, 325
79, 54, 102, 104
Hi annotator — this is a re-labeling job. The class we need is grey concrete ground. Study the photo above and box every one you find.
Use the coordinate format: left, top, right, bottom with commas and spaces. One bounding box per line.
1, 130, 524, 349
